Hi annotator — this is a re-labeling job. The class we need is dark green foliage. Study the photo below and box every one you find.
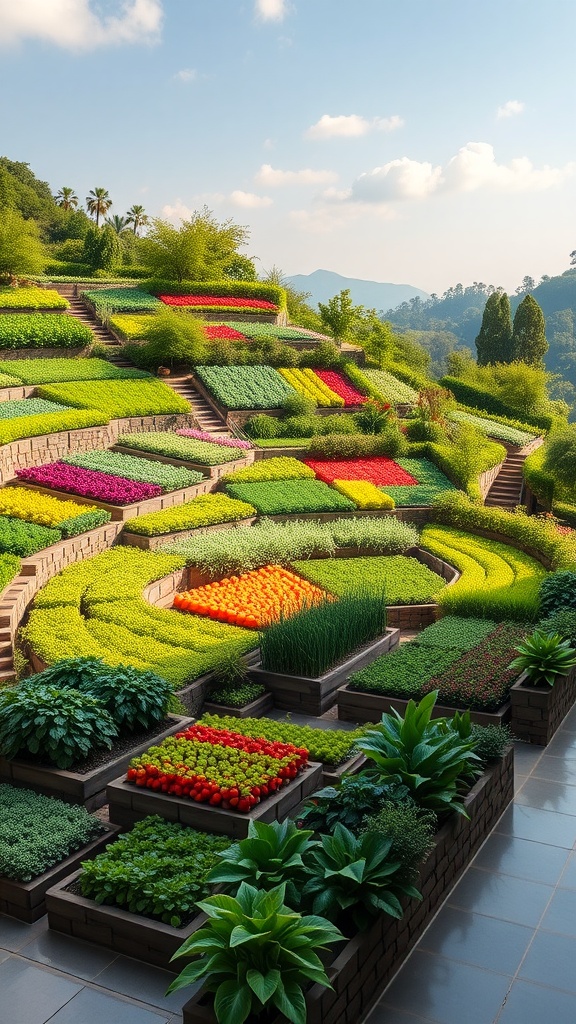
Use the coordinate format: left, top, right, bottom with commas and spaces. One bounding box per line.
540, 609, 576, 646
34, 658, 172, 730
415, 616, 495, 650
243, 414, 281, 439
470, 724, 512, 766
508, 629, 576, 686
360, 801, 437, 879
0, 552, 20, 591
83, 225, 121, 272
0, 683, 118, 769
168, 882, 342, 1024
259, 591, 387, 678
207, 681, 265, 708
302, 823, 421, 929
405, 419, 446, 443
349, 644, 461, 696
358, 692, 482, 815
282, 391, 316, 417
305, 427, 405, 459
80, 815, 229, 926
475, 292, 513, 366
543, 426, 576, 489
0, 784, 103, 882
513, 294, 548, 366
52, 509, 111, 537
206, 820, 316, 907
539, 571, 576, 615
297, 772, 407, 834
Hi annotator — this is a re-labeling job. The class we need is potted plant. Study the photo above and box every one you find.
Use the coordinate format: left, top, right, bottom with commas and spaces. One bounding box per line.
509, 630, 576, 743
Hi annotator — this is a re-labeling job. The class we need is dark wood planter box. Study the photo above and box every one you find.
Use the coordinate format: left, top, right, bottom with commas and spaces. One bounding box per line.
0, 823, 120, 923
337, 685, 511, 728
0, 715, 193, 810
107, 762, 323, 838
182, 747, 514, 1024
510, 667, 576, 745
321, 751, 367, 786
248, 628, 400, 716
202, 692, 274, 719
46, 869, 206, 969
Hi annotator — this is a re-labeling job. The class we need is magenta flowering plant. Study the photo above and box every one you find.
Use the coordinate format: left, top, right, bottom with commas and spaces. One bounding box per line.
16, 463, 162, 506
176, 428, 253, 450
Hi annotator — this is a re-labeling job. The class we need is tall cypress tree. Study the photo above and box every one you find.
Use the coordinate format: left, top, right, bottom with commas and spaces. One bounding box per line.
512, 294, 548, 367
475, 291, 513, 365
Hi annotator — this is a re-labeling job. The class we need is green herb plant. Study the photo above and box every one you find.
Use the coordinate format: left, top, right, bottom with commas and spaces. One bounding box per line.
508, 630, 576, 686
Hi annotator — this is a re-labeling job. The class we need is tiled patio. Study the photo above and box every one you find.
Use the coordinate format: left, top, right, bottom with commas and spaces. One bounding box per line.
3, 712, 576, 1024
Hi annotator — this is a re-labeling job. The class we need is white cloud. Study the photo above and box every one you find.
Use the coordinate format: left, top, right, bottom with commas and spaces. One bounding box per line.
229, 190, 273, 208
0, 0, 163, 50
255, 0, 288, 22
255, 163, 338, 186
342, 142, 575, 204
305, 113, 404, 140
497, 99, 525, 119
162, 196, 225, 222
174, 68, 197, 83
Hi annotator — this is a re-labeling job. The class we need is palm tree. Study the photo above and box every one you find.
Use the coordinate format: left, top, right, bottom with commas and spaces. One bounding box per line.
126, 204, 149, 236
105, 214, 130, 235
86, 188, 112, 227
54, 187, 78, 211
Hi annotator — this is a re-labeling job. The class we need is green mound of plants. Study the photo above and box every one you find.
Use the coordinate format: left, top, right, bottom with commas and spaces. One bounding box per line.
292, 555, 445, 605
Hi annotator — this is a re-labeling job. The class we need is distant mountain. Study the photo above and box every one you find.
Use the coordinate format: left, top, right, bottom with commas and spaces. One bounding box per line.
286, 269, 429, 312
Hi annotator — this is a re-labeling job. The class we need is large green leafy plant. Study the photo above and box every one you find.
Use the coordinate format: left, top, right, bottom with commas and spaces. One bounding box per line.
167, 882, 342, 1024
302, 823, 421, 929
297, 773, 407, 834
357, 691, 481, 816
508, 630, 576, 686
206, 820, 316, 906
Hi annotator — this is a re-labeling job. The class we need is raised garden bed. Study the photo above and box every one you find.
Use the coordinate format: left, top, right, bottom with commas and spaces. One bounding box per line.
0, 714, 193, 810
106, 761, 323, 838
336, 684, 511, 728
181, 746, 514, 1024
121, 515, 256, 551
46, 868, 206, 969
510, 666, 576, 744
1, 823, 119, 923
248, 628, 400, 716
202, 691, 274, 718
10, 478, 212, 522
111, 443, 252, 480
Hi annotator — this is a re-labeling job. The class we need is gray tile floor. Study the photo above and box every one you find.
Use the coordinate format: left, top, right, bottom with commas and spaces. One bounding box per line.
3, 713, 576, 1023
365, 704, 576, 1024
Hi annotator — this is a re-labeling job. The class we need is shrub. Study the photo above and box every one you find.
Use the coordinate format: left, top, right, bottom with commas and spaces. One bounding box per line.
470, 724, 512, 766
360, 801, 437, 880
36, 379, 190, 418
124, 493, 255, 536
439, 376, 554, 431
282, 414, 317, 438
305, 429, 405, 460
282, 390, 317, 417
539, 571, 576, 615
0, 683, 118, 769
243, 413, 280, 439
405, 419, 446, 443
357, 692, 482, 815
298, 773, 406, 834
80, 815, 229, 925
0, 784, 103, 882
540, 609, 576, 646
0, 314, 92, 350
524, 445, 555, 507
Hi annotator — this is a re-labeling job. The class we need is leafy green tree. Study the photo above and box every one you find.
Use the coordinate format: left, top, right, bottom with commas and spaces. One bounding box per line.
105, 214, 129, 235
139, 207, 250, 282
137, 306, 208, 369
475, 291, 513, 365
543, 426, 576, 490
86, 187, 112, 227
0, 209, 45, 280
126, 204, 149, 236
83, 224, 121, 272
318, 289, 361, 346
55, 187, 78, 211
512, 294, 548, 367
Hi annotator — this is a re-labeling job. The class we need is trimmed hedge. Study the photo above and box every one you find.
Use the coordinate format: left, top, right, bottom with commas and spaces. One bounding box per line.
523, 445, 554, 507
0, 314, 92, 350
141, 279, 287, 309
440, 376, 554, 431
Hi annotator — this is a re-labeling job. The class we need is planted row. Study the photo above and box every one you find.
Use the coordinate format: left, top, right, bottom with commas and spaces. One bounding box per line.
0, 314, 92, 349
36, 379, 190, 418
63, 450, 203, 491
124, 493, 255, 536
119, 430, 247, 465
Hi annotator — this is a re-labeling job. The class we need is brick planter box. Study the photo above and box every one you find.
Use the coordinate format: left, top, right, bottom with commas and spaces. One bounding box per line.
248, 628, 400, 716
336, 684, 511, 728
181, 747, 514, 1024
510, 667, 576, 744
0, 715, 193, 810
0, 823, 119, 923
46, 870, 206, 969
11, 477, 212, 523
107, 762, 323, 838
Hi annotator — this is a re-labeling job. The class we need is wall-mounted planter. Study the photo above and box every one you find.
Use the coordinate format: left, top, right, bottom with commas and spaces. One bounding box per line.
107, 762, 323, 838
510, 667, 576, 745
0, 714, 193, 810
248, 628, 400, 717
0, 823, 119, 923
182, 748, 514, 1024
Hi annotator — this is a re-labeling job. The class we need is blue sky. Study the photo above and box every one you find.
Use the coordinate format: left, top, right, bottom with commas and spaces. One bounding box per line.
0, 0, 575, 294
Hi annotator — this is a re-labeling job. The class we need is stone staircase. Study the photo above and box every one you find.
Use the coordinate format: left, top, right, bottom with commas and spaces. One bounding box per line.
485, 447, 530, 510
53, 285, 121, 350
168, 375, 230, 436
